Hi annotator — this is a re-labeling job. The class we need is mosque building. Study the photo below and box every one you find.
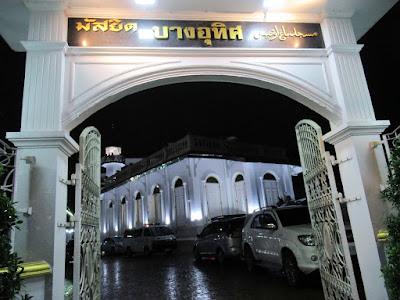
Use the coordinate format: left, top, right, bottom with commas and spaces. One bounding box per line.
100, 134, 304, 239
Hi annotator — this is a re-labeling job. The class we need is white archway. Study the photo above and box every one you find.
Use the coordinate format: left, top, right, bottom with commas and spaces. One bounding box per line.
63, 58, 342, 131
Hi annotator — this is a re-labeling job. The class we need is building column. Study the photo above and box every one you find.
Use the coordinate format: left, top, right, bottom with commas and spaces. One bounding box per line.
7, 131, 78, 299
324, 123, 390, 300
321, 17, 390, 299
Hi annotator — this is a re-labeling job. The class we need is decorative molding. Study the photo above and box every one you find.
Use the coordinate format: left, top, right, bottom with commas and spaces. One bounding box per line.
23, 0, 68, 12
326, 44, 364, 55
21, 41, 68, 52
66, 8, 323, 24
67, 46, 328, 58
323, 120, 391, 145
6, 131, 79, 157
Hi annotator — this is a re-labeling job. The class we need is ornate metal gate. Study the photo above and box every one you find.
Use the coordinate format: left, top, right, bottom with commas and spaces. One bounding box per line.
73, 127, 101, 300
295, 120, 359, 300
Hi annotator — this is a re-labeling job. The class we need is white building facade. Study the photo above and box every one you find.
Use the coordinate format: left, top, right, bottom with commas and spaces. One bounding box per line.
101, 155, 302, 240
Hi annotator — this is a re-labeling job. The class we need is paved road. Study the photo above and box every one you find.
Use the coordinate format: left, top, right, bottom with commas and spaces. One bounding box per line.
99, 240, 324, 300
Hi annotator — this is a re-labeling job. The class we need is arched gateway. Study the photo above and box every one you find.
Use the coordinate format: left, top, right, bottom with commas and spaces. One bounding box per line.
2, 1, 393, 299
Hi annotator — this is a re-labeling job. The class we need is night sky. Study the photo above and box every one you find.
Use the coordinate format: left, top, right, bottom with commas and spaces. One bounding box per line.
1, 2, 399, 166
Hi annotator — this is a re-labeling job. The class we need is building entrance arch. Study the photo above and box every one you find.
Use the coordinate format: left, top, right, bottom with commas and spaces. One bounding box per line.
4, 4, 392, 299
62, 57, 343, 132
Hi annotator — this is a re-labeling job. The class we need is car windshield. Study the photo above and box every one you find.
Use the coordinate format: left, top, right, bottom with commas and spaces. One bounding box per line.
276, 207, 311, 227
152, 226, 174, 236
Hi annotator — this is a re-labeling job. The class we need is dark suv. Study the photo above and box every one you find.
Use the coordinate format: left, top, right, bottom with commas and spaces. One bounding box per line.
193, 214, 246, 264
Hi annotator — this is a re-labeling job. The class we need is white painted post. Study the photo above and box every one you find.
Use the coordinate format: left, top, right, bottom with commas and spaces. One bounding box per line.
324, 123, 390, 300
7, 132, 78, 299
322, 17, 390, 299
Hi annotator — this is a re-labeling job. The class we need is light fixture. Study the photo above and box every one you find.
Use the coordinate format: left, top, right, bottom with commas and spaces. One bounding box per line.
138, 29, 154, 39
135, 0, 155, 5
263, 0, 287, 9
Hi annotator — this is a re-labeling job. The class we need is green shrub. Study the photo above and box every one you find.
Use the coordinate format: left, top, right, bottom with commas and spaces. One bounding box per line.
0, 166, 28, 300
381, 140, 400, 299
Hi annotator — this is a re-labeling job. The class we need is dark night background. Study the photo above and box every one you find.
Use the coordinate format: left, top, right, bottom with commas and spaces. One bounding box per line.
1, 2, 399, 165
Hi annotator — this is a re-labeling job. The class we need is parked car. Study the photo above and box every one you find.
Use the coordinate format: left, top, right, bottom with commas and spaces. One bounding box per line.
101, 236, 125, 256
193, 214, 246, 264
123, 224, 177, 256
242, 205, 318, 287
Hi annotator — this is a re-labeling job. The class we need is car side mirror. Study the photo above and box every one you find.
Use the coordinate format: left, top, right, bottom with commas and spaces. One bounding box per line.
265, 223, 277, 230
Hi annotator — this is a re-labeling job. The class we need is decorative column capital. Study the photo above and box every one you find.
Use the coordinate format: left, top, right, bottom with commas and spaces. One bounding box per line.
21, 41, 68, 52
6, 131, 79, 157
323, 120, 390, 145
23, 0, 68, 12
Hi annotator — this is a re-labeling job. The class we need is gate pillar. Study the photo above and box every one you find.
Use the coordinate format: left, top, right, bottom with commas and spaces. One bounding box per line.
324, 122, 390, 300
6, 131, 78, 299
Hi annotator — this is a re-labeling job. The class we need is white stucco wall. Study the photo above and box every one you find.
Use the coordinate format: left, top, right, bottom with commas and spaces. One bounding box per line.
100, 157, 300, 240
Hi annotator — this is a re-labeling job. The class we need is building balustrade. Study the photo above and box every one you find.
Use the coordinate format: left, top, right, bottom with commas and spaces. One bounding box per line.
101, 154, 125, 164
102, 134, 287, 191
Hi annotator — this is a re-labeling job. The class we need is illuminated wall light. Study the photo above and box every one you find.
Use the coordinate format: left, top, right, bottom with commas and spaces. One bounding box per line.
191, 210, 203, 221
114, 226, 118, 232
294, 42, 299, 48
165, 216, 170, 225
138, 29, 154, 39
103, 228, 107, 234
135, 0, 155, 5
82, 40, 87, 47
263, 0, 287, 9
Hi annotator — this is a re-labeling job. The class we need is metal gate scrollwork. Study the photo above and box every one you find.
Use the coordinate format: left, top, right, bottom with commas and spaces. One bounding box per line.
73, 127, 101, 300
295, 120, 359, 300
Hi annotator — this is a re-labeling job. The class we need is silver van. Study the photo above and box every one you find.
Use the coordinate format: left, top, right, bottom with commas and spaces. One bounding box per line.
123, 225, 177, 256
193, 214, 246, 264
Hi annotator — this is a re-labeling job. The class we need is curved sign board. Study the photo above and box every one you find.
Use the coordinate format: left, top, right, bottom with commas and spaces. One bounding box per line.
68, 18, 324, 49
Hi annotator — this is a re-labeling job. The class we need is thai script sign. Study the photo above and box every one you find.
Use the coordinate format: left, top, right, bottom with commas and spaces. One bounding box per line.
67, 18, 324, 48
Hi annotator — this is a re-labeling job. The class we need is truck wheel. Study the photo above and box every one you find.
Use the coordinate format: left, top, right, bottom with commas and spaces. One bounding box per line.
283, 251, 304, 288
194, 247, 202, 263
244, 245, 255, 272
144, 246, 151, 257
216, 249, 225, 265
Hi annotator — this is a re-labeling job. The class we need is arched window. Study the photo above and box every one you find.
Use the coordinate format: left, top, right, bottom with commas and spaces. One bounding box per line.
234, 174, 247, 213
174, 178, 186, 226
205, 176, 223, 219
108, 201, 113, 235
153, 185, 161, 194
263, 173, 279, 206
206, 176, 219, 184
148, 185, 162, 223
235, 174, 244, 182
174, 178, 183, 188
121, 196, 127, 232
263, 173, 276, 180
135, 192, 143, 227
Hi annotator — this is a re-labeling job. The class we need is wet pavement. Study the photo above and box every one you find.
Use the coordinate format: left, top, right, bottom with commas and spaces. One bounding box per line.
98, 240, 324, 300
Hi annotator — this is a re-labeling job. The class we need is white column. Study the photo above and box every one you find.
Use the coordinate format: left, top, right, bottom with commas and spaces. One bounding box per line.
324, 123, 390, 299
322, 17, 390, 299
7, 131, 78, 299
7, 2, 73, 298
